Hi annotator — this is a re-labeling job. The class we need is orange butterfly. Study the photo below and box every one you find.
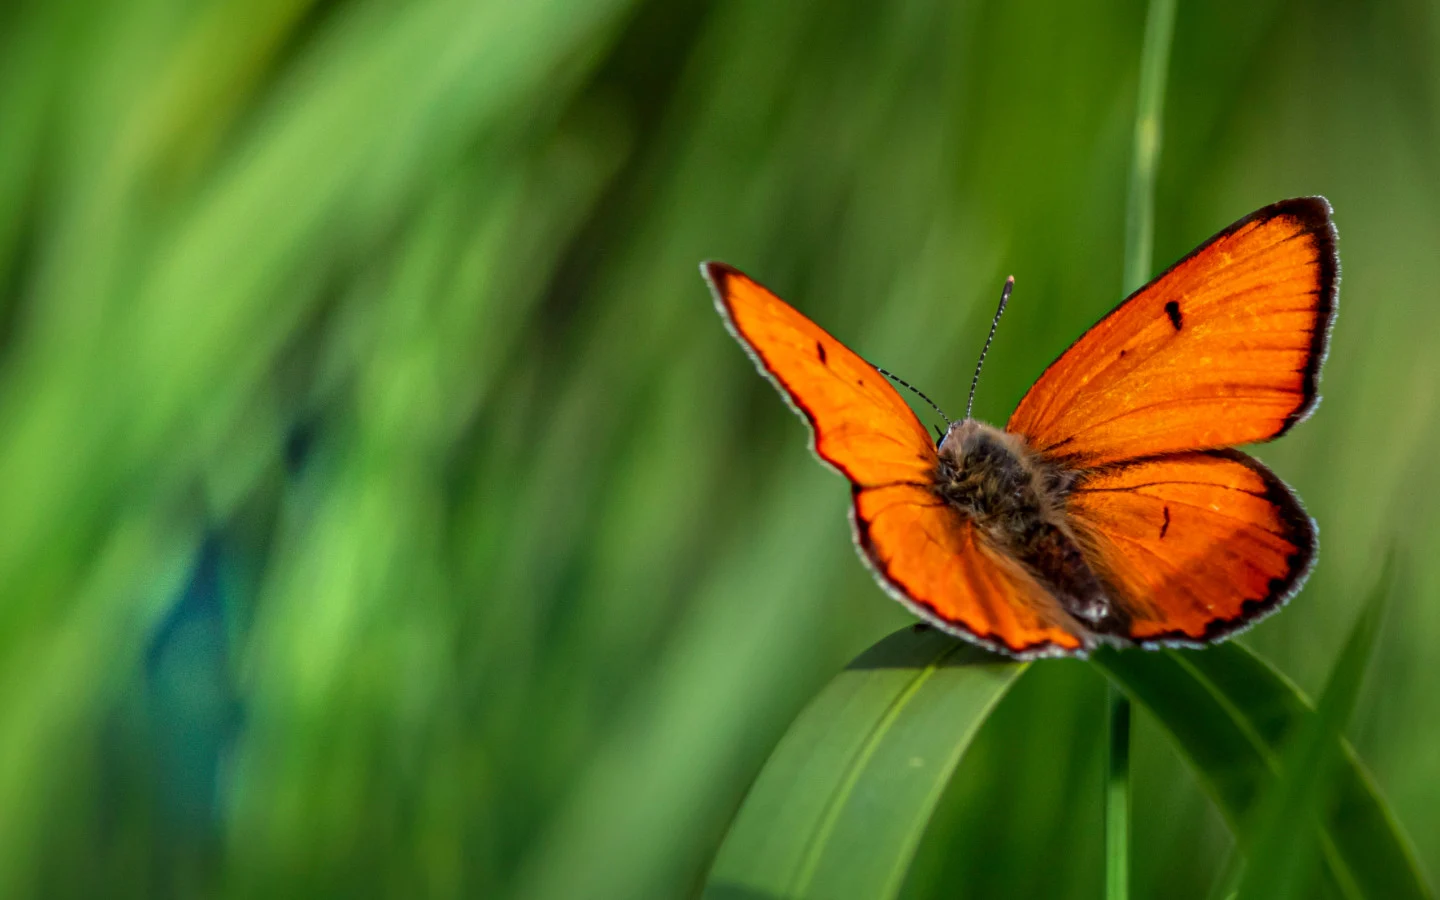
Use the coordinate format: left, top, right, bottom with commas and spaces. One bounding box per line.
704, 197, 1338, 658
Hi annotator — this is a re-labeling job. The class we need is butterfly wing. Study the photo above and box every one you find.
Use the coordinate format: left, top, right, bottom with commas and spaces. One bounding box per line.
855, 483, 1086, 655
1007, 197, 1338, 467
1065, 450, 1315, 643
703, 262, 937, 486
704, 262, 1084, 656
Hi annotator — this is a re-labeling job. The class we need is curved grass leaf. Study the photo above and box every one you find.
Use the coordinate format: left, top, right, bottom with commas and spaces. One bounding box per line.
1093, 636, 1432, 900
703, 626, 1025, 900
1232, 558, 1392, 899
711, 616, 1429, 900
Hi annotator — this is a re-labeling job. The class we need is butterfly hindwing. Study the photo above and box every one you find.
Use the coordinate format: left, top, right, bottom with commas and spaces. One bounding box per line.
1007, 198, 1338, 467
1065, 449, 1316, 644
853, 482, 1085, 656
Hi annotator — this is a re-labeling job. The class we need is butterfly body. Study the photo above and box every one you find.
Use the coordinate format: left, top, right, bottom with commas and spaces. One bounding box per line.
931, 420, 1115, 631
706, 196, 1337, 658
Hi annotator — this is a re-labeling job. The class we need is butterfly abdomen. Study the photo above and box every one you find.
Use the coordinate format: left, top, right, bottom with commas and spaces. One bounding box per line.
935, 421, 1119, 632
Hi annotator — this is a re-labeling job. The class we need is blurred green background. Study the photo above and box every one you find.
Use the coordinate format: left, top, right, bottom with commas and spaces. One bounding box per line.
0, 0, 1436, 897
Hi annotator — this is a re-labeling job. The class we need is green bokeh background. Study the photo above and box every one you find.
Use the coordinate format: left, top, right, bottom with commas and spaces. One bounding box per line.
0, 0, 1435, 897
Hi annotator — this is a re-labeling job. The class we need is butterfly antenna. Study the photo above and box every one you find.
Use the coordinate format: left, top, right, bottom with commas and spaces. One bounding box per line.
966, 276, 1014, 420
876, 366, 951, 426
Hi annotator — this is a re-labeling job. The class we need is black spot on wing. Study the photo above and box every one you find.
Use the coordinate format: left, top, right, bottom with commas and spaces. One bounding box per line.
1164, 300, 1183, 331
1159, 505, 1170, 539
815, 340, 827, 364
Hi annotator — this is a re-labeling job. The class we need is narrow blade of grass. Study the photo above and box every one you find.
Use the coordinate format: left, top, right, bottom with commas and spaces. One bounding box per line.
1111, 2, 1177, 894
1104, 686, 1132, 900
704, 626, 1024, 900
1234, 557, 1395, 900
1092, 637, 1432, 900
1123, 0, 1178, 294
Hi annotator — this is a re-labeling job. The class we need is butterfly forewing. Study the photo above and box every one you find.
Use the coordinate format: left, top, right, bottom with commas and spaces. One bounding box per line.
703, 262, 937, 487
1007, 197, 1338, 467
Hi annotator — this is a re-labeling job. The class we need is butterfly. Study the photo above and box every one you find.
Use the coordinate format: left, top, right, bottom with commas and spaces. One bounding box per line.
703, 197, 1338, 659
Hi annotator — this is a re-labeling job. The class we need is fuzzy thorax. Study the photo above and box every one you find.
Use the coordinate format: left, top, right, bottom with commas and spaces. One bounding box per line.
934, 420, 1120, 631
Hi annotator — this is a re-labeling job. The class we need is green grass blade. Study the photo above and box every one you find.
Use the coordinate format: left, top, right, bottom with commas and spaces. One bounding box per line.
1182, 646, 1432, 900
1092, 638, 1433, 900
1122, 0, 1177, 295
1235, 558, 1394, 900
1104, 686, 1132, 900
704, 627, 1024, 900
1111, 2, 1177, 895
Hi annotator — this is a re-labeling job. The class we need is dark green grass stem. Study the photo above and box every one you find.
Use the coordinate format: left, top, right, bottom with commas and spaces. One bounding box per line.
1105, 690, 1132, 900
1123, 0, 1178, 297
1110, 1, 1176, 899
